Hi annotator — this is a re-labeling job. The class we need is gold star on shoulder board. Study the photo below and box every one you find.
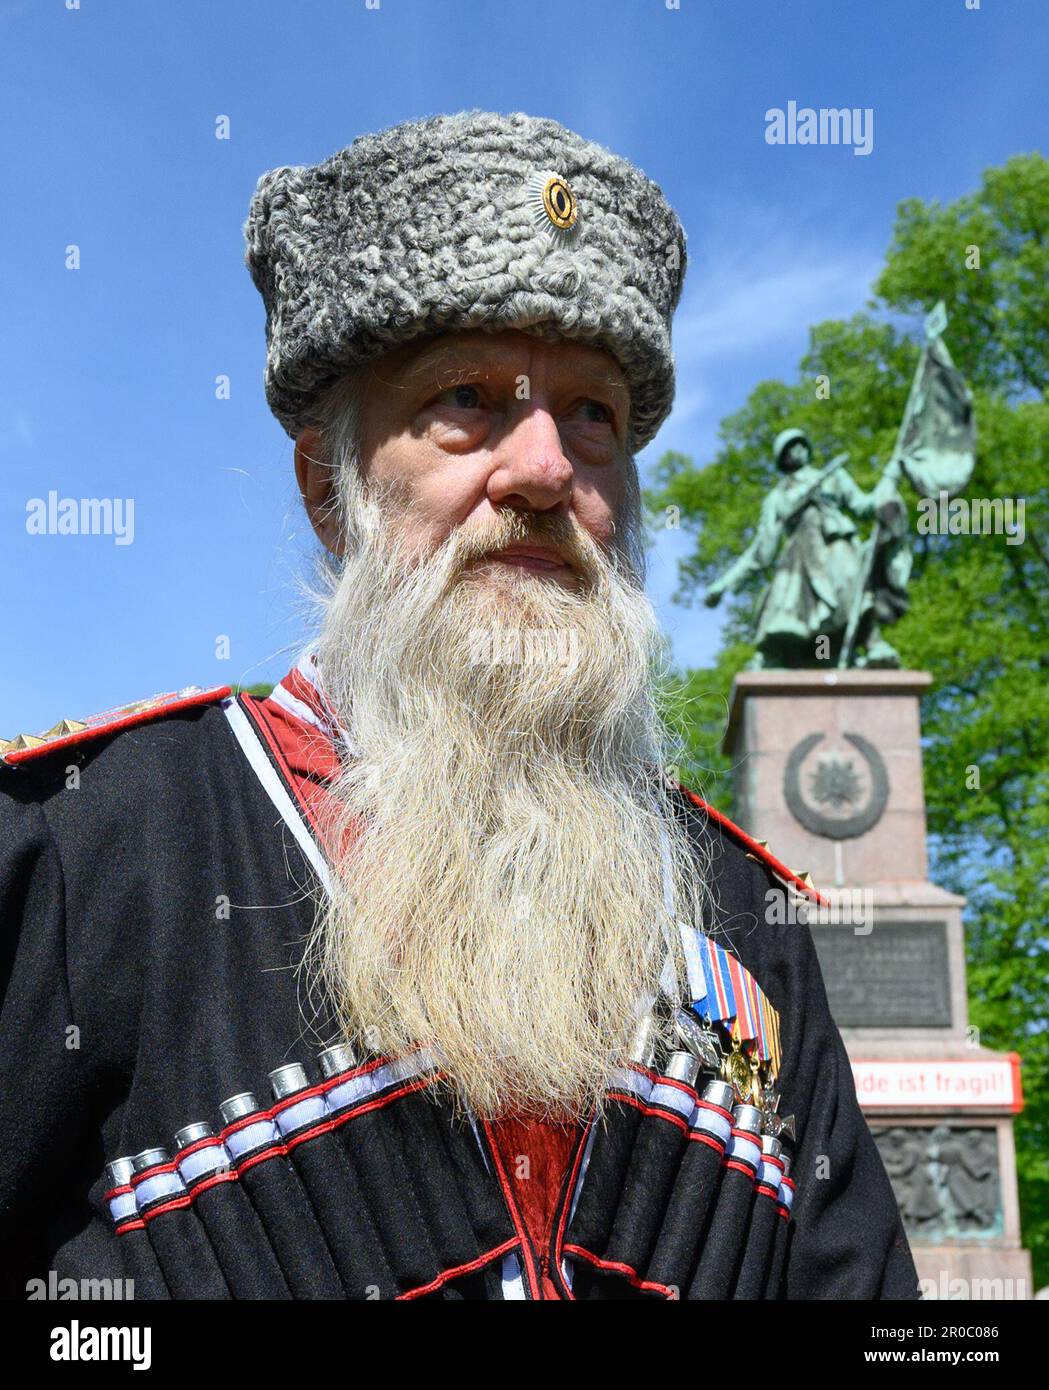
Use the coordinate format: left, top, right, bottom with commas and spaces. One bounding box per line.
5, 733, 47, 751
45, 719, 88, 739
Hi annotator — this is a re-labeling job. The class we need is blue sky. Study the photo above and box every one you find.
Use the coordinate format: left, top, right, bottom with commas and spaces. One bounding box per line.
1, 0, 1044, 735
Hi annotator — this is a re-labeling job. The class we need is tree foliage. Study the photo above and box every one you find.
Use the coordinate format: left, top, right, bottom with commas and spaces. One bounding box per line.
648, 154, 1049, 1287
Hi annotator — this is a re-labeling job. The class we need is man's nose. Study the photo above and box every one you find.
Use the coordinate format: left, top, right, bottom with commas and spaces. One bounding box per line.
486, 405, 574, 511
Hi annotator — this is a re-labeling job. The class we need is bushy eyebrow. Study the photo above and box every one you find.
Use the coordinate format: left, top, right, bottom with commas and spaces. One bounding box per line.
402, 344, 629, 397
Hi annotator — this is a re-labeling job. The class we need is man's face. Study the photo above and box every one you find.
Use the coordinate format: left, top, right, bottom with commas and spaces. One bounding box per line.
313, 328, 634, 586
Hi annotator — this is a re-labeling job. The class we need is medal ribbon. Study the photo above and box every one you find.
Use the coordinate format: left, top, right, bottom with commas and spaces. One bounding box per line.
689, 931, 781, 1076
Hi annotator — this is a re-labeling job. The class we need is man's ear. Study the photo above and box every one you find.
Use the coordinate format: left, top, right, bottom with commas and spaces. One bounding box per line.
295, 427, 344, 556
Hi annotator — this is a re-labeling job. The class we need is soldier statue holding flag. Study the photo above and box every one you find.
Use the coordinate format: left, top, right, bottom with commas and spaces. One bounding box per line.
705, 304, 976, 669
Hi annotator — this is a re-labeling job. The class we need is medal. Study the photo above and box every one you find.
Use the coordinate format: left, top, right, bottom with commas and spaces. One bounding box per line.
673, 1008, 724, 1073
722, 1037, 752, 1102
759, 1080, 796, 1141
748, 1047, 763, 1106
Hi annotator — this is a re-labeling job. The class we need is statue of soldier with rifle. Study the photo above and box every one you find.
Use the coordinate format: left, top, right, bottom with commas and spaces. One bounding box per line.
705, 303, 975, 670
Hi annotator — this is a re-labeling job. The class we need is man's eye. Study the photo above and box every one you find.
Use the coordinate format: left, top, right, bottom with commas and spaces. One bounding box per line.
437, 384, 484, 410
578, 399, 614, 424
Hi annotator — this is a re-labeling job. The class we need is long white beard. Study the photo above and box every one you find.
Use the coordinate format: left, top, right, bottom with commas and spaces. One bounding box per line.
306, 475, 710, 1122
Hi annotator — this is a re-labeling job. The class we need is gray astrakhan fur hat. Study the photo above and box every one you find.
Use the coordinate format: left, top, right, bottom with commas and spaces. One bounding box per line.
244, 110, 687, 450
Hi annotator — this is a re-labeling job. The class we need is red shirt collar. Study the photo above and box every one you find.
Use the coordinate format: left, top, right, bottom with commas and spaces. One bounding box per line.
237, 652, 346, 834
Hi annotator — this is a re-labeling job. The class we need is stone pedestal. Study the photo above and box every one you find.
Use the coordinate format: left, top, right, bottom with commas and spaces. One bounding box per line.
723, 669, 1032, 1299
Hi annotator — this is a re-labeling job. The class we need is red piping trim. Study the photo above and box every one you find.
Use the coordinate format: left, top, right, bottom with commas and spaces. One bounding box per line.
284, 1120, 338, 1150
679, 786, 828, 905
482, 1118, 542, 1301
136, 1193, 194, 1220
605, 1090, 690, 1135
184, 1170, 238, 1198
279, 1117, 340, 1150
3, 686, 231, 766
236, 1146, 286, 1176
219, 1111, 280, 1143
235, 1075, 439, 1156
649, 1074, 699, 1101
315, 1054, 440, 1111
173, 1136, 226, 1163
270, 1079, 332, 1113
723, 1159, 758, 1180
130, 1159, 180, 1185
551, 1120, 595, 1303
561, 1245, 676, 1299
687, 1130, 727, 1153
123, 1200, 521, 1308
694, 1098, 734, 1123
628, 1065, 663, 1086
396, 1237, 522, 1301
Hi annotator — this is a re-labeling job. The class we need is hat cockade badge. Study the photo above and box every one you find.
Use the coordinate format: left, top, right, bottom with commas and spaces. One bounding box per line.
527, 169, 579, 243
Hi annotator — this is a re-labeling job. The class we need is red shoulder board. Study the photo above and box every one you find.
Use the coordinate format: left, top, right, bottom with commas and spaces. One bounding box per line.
678, 785, 828, 906
1, 685, 231, 768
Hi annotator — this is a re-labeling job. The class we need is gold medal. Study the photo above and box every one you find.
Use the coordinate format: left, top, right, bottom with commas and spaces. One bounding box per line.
722, 1038, 751, 1102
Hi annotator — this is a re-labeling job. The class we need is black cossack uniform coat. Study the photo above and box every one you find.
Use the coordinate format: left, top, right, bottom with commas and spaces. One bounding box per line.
0, 689, 919, 1300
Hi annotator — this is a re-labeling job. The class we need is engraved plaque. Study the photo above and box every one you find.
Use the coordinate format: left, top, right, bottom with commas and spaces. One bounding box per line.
810, 920, 951, 1028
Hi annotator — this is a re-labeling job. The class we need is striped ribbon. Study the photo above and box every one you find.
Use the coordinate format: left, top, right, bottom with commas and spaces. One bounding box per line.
689, 931, 782, 1076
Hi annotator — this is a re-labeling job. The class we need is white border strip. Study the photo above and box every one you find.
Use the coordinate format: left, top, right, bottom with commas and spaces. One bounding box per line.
223, 696, 331, 894
269, 680, 328, 734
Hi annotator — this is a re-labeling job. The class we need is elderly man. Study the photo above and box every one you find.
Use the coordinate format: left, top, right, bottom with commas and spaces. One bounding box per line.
0, 111, 916, 1301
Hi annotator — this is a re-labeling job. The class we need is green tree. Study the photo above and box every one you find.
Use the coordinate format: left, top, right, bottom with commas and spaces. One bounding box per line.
649, 154, 1049, 1287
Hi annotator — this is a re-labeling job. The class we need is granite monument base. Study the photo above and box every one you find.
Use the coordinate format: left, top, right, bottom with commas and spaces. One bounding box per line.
723, 669, 1032, 1298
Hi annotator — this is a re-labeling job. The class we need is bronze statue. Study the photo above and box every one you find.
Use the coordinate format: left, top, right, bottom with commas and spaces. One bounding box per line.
705, 430, 908, 668
706, 304, 975, 670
